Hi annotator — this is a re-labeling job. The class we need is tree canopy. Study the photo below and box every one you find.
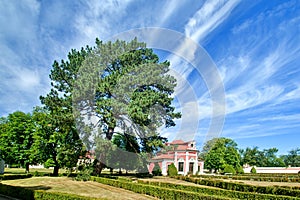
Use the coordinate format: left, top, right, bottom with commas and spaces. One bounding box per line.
0, 111, 36, 172
201, 138, 241, 173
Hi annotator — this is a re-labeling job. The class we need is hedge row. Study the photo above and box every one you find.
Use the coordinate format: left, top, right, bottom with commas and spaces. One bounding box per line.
174, 176, 300, 197
193, 174, 300, 182
0, 183, 103, 200
0, 174, 32, 180
91, 176, 230, 200
138, 179, 300, 200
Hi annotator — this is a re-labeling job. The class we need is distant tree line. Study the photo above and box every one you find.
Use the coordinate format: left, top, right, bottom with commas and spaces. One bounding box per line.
200, 137, 300, 174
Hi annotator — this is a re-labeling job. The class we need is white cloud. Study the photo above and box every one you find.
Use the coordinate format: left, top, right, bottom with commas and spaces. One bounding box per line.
185, 0, 240, 42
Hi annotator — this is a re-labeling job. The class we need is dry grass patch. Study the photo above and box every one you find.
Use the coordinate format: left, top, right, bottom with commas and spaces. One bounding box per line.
2, 177, 156, 200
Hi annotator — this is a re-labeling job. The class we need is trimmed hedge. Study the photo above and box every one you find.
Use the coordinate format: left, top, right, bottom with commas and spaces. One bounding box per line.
192, 174, 300, 183
91, 176, 230, 200
0, 174, 32, 180
137, 179, 300, 200
0, 183, 103, 200
174, 176, 300, 198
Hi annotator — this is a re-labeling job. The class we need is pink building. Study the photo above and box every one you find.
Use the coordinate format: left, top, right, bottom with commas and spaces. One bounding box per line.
148, 140, 204, 175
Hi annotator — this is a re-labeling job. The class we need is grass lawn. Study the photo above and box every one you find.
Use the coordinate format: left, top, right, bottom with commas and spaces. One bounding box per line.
4, 167, 66, 174
1, 177, 156, 200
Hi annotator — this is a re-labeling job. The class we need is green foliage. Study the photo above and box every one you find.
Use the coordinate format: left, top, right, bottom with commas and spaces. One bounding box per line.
236, 165, 244, 174
223, 164, 236, 175
91, 176, 230, 200
250, 166, 257, 174
0, 111, 36, 173
240, 146, 285, 167
193, 174, 300, 182
173, 176, 300, 198
74, 38, 180, 143
75, 168, 91, 181
167, 163, 178, 176
110, 133, 143, 172
203, 138, 240, 172
152, 163, 162, 176
282, 148, 300, 167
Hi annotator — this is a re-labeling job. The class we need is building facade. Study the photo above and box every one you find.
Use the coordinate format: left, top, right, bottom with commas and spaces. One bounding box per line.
149, 140, 204, 176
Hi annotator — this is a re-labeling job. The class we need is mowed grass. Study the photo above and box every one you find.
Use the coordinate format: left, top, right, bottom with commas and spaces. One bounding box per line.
4, 167, 66, 174
1, 177, 156, 200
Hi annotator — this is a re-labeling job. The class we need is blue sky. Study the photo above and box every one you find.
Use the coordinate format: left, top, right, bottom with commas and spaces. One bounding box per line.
0, 0, 299, 154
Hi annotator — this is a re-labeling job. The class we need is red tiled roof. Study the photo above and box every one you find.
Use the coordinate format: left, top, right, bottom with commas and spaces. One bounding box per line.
152, 154, 174, 160
168, 140, 187, 145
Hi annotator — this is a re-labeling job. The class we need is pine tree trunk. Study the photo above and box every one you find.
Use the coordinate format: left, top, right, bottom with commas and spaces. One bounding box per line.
106, 127, 114, 140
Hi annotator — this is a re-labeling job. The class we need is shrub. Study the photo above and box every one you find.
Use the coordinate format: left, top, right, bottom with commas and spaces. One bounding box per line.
223, 165, 236, 175
167, 163, 178, 176
152, 163, 162, 176
250, 167, 256, 174
172, 176, 300, 198
236, 165, 244, 174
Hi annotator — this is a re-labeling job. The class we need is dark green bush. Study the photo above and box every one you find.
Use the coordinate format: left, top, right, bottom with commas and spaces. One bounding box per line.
167, 163, 178, 176
250, 167, 257, 174
223, 165, 236, 175
236, 165, 244, 174
173, 176, 300, 198
91, 177, 230, 200
138, 179, 299, 200
152, 163, 162, 176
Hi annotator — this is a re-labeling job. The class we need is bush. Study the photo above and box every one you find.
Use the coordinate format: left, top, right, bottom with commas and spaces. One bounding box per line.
138, 179, 299, 200
91, 177, 230, 200
152, 163, 162, 176
250, 167, 256, 174
236, 165, 244, 174
223, 165, 236, 175
172, 176, 300, 198
167, 163, 178, 176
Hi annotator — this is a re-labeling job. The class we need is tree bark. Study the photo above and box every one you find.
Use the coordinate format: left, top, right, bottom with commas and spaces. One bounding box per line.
25, 163, 30, 173
53, 166, 59, 176
106, 127, 114, 140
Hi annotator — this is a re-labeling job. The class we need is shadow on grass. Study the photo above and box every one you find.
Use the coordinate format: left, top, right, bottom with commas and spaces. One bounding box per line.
23, 185, 52, 191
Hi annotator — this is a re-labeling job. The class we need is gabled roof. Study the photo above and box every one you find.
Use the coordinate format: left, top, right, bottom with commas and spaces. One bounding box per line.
168, 140, 187, 145
151, 154, 174, 160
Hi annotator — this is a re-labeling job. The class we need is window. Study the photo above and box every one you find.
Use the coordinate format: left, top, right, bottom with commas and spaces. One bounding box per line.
178, 162, 184, 172
189, 162, 194, 173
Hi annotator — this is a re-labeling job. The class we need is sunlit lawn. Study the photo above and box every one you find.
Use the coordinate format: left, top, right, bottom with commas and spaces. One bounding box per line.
4, 167, 66, 174
1, 177, 155, 200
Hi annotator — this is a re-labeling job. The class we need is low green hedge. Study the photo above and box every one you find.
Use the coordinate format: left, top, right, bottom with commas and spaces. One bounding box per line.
0, 174, 32, 180
174, 176, 300, 198
0, 183, 103, 200
138, 179, 300, 200
91, 176, 230, 200
193, 174, 300, 182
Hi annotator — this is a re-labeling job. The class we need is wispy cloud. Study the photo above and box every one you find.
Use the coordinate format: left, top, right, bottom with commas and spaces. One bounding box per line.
185, 0, 240, 42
